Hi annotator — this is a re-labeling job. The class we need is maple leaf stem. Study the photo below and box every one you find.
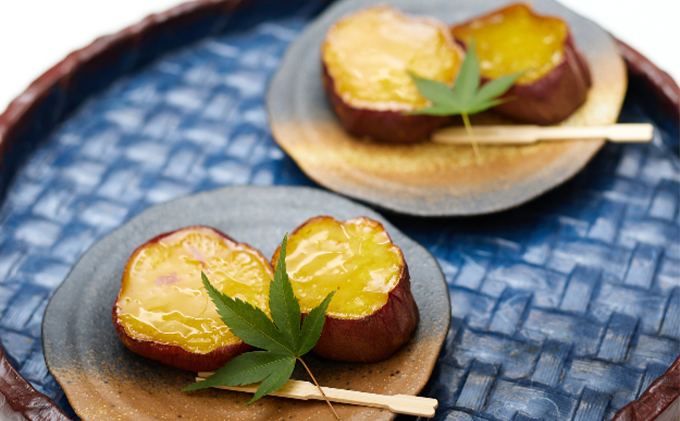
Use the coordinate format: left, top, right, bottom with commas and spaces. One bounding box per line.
297, 357, 340, 420
461, 112, 481, 164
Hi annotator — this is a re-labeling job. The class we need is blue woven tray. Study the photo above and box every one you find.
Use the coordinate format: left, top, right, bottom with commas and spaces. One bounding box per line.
0, 1, 677, 420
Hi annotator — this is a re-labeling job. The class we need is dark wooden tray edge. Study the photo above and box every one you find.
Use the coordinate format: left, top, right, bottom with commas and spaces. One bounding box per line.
0, 1, 247, 420
616, 39, 680, 124
0, 345, 71, 420
611, 356, 680, 421
0, 1, 677, 420
0, 0, 248, 199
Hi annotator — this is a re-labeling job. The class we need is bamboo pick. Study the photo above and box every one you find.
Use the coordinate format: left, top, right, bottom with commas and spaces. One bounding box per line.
195, 374, 438, 418
432, 123, 654, 145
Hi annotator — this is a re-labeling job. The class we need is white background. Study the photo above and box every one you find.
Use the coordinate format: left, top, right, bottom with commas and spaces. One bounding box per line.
0, 0, 678, 115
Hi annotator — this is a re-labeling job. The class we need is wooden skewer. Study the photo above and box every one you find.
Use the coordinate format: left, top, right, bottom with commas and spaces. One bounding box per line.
195, 374, 438, 418
432, 123, 654, 145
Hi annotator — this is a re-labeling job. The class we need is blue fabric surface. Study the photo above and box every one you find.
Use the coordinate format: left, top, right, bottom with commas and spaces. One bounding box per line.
0, 2, 678, 420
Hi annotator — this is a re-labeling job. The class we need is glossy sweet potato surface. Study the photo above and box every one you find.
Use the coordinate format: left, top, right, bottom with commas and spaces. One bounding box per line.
113, 226, 273, 372
307, 265, 419, 363
113, 323, 253, 372
451, 3, 591, 125
322, 6, 462, 143
272, 216, 419, 363
322, 63, 448, 143
492, 34, 591, 124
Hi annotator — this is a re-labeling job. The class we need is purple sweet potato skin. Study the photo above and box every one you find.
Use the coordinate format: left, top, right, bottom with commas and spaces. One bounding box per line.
322, 62, 448, 143
272, 216, 420, 363
112, 226, 269, 372
309, 264, 419, 363
492, 33, 592, 125
114, 319, 254, 372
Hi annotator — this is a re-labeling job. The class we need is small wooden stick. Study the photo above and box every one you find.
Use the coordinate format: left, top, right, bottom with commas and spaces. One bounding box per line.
195, 374, 438, 418
432, 123, 654, 145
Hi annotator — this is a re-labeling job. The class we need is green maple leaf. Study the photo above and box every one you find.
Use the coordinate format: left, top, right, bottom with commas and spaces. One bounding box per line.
183, 234, 336, 408
408, 39, 525, 160
408, 38, 524, 118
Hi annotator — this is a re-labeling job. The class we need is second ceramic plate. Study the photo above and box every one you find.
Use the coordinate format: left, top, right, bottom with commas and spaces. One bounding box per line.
43, 186, 450, 421
267, 0, 627, 216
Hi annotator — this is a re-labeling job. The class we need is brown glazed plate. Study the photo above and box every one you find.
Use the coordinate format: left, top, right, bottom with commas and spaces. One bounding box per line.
42, 185, 450, 421
267, 0, 628, 216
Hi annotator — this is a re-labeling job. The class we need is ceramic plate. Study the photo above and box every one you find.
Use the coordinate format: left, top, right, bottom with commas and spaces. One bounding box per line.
42, 186, 450, 421
267, 0, 627, 216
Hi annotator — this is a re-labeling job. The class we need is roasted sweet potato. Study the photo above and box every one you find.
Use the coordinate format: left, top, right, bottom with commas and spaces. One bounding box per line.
112, 226, 273, 372
272, 216, 419, 363
322, 6, 464, 143
451, 3, 592, 125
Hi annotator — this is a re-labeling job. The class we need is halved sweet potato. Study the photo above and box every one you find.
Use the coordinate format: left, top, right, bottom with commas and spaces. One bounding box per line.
272, 216, 419, 363
112, 226, 273, 372
322, 6, 464, 143
451, 3, 592, 125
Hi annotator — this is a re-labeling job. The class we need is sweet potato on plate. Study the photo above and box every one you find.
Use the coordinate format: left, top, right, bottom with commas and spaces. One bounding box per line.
451, 3, 592, 125
321, 6, 464, 143
112, 226, 273, 372
272, 216, 419, 363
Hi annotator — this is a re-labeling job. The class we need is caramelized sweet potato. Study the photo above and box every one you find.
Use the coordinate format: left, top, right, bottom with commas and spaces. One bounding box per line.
272, 216, 419, 363
322, 6, 464, 143
451, 3, 591, 125
112, 226, 273, 372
